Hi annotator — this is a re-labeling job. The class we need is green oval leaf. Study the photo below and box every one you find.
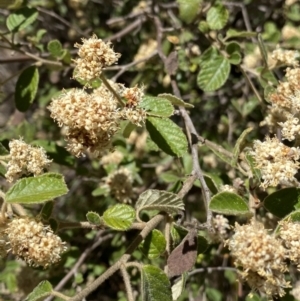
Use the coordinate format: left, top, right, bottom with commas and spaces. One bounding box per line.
209, 191, 249, 215
198, 46, 219, 67
5, 173, 68, 204
40, 201, 54, 220
231, 127, 253, 166
225, 42, 241, 55
102, 204, 135, 230
283, 210, 300, 222
146, 117, 188, 157
172, 273, 188, 301
25, 281, 52, 301
140, 96, 174, 117
206, 4, 229, 30
197, 55, 230, 92
0, 142, 9, 155
140, 229, 166, 259
228, 52, 242, 65
263, 188, 300, 218
86, 211, 102, 225
177, 0, 202, 24
136, 189, 184, 219
15, 66, 39, 112
225, 29, 257, 41
47, 39, 63, 58
157, 93, 194, 108
6, 7, 38, 32
141, 265, 172, 301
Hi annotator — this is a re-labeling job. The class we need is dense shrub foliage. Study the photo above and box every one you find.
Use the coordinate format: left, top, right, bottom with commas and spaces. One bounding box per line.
2, 0, 300, 300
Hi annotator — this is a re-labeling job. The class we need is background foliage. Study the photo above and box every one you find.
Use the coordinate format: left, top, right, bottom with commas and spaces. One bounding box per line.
1, 0, 300, 300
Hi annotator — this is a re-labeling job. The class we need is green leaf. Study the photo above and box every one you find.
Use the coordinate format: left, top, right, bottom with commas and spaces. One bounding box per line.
0, 142, 9, 155
6, 7, 38, 32
47, 39, 64, 57
5, 173, 68, 204
25, 281, 52, 301
198, 235, 209, 254
15, 66, 39, 112
135, 189, 184, 220
258, 67, 278, 88
225, 42, 241, 55
206, 287, 222, 301
197, 55, 230, 92
49, 217, 59, 232
136, 189, 185, 219
231, 128, 253, 166
244, 152, 261, 182
198, 21, 210, 33
225, 29, 256, 41
102, 204, 135, 230
206, 4, 229, 30
283, 210, 300, 222
209, 191, 249, 215
159, 172, 180, 184
140, 96, 174, 117
140, 229, 166, 259
141, 265, 172, 301
171, 273, 188, 301
177, 0, 202, 24
257, 34, 268, 67
146, 117, 188, 157
198, 46, 219, 67
228, 52, 242, 65
86, 211, 102, 225
205, 142, 233, 166
158, 93, 194, 108
92, 186, 110, 197
203, 174, 223, 194
40, 201, 54, 220
263, 188, 300, 218
122, 121, 137, 138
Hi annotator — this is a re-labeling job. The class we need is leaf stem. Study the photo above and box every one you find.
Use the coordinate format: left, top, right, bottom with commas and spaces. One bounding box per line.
100, 74, 125, 107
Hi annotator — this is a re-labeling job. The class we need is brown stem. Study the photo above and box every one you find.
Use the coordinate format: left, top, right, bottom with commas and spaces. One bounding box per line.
120, 265, 135, 301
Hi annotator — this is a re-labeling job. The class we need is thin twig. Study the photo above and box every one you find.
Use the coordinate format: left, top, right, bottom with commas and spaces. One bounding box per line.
110, 50, 158, 81
37, 7, 87, 37
120, 265, 135, 301
104, 17, 146, 42
152, 15, 213, 231
50, 291, 70, 301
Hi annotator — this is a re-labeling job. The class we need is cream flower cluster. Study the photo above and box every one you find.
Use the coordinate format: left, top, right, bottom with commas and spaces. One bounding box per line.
73, 34, 121, 82
278, 220, 300, 268
227, 219, 289, 297
49, 35, 147, 158
105, 167, 133, 203
271, 48, 299, 67
5, 217, 67, 268
49, 87, 119, 158
261, 66, 300, 141
5, 139, 52, 183
252, 136, 300, 189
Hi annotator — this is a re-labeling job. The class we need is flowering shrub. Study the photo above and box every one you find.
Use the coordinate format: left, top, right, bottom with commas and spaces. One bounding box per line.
2, 1, 300, 301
